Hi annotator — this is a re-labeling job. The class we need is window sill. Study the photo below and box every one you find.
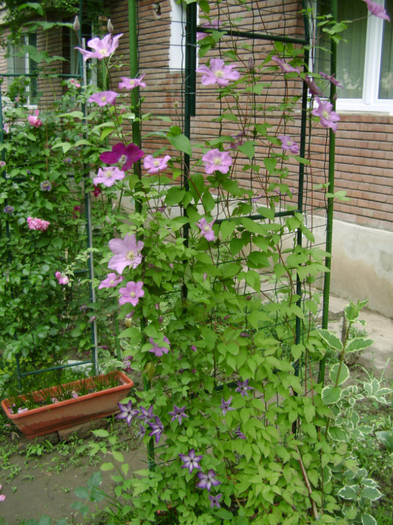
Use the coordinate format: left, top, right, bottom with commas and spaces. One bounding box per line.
336, 99, 393, 116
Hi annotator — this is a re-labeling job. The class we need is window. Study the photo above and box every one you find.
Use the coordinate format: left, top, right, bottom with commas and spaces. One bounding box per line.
7, 33, 38, 106
316, 0, 393, 113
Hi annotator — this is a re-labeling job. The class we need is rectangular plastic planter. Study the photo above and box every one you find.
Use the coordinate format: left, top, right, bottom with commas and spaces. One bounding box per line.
1, 371, 134, 439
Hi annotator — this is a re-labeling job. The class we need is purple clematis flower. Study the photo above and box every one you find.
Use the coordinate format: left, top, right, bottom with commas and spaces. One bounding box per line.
197, 470, 221, 491
100, 142, 144, 172
208, 493, 222, 508
148, 417, 164, 443
202, 148, 232, 175
116, 400, 139, 425
143, 154, 171, 174
235, 379, 254, 397
118, 75, 146, 90
3, 205, 14, 214
93, 166, 125, 187
75, 33, 123, 61
220, 397, 235, 416
278, 135, 300, 155
108, 233, 144, 274
137, 405, 154, 424
148, 336, 170, 357
197, 58, 240, 87
169, 405, 188, 425
312, 97, 340, 133
196, 217, 216, 242
88, 91, 119, 107
98, 272, 124, 289
234, 426, 246, 439
119, 281, 144, 306
178, 449, 203, 473
363, 0, 390, 20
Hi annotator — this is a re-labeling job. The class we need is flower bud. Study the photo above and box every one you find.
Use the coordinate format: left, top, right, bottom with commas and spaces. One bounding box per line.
73, 15, 80, 32
107, 18, 114, 34
125, 318, 133, 328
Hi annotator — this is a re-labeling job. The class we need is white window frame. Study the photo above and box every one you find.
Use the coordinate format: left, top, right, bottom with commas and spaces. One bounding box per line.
314, 0, 393, 114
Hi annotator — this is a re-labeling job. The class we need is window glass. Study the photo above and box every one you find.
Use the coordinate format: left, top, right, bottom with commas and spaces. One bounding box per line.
379, 0, 393, 99
317, 0, 367, 98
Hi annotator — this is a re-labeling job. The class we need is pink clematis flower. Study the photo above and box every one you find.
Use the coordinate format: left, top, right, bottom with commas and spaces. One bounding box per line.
143, 154, 171, 174
108, 233, 144, 274
272, 56, 300, 74
118, 75, 146, 90
278, 135, 300, 155
149, 336, 170, 357
119, 281, 144, 306
27, 217, 50, 231
75, 33, 123, 61
88, 91, 119, 107
27, 110, 42, 128
55, 271, 69, 285
100, 142, 144, 172
363, 0, 390, 20
196, 58, 240, 87
197, 217, 216, 242
98, 273, 124, 289
0, 485, 6, 502
304, 75, 322, 97
202, 148, 232, 175
93, 166, 125, 187
312, 97, 340, 133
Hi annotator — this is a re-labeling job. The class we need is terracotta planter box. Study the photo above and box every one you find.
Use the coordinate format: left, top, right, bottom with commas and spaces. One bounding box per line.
1, 371, 134, 439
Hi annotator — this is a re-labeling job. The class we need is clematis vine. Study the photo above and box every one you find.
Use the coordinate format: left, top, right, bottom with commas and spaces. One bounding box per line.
100, 142, 144, 172
27, 110, 42, 128
312, 97, 340, 133
27, 217, 50, 231
149, 336, 170, 357
118, 75, 146, 90
202, 148, 232, 175
108, 233, 144, 274
363, 0, 390, 20
98, 273, 124, 289
88, 91, 119, 107
118, 281, 145, 306
278, 135, 300, 155
93, 166, 125, 187
75, 33, 123, 61
197, 470, 221, 491
319, 72, 343, 88
178, 449, 203, 473
196, 58, 240, 87
116, 400, 139, 426
143, 154, 171, 174
169, 405, 188, 425
55, 271, 69, 285
196, 217, 216, 242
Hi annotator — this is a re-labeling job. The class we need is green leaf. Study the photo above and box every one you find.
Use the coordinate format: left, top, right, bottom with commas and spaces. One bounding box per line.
100, 462, 114, 471
220, 220, 236, 240
318, 329, 343, 351
168, 133, 192, 155
165, 187, 185, 206
329, 362, 349, 386
247, 251, 269, 269
112, 451, 124, 463
237, 141, 256, 160
337, 485, 357, 500
360, 487, 382, 501
321, 385, 342, 404
346, 337, 373, 353
92, 429, 109, 438
74, 487, 89, 499
361, 513, 377, 525
59, 111, 84, 119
